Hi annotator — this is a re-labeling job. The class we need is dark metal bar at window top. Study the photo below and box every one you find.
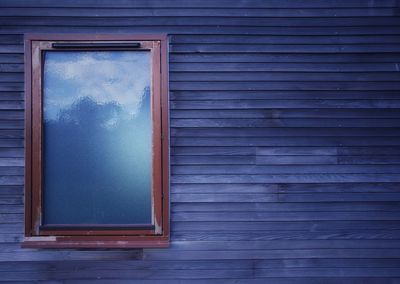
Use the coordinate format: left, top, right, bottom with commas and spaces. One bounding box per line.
52, 42, 141, 49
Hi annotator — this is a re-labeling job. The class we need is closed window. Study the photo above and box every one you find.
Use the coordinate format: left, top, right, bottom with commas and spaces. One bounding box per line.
24, 34, 169, 248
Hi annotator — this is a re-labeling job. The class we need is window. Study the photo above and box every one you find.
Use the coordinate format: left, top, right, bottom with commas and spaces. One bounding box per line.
23, 34, 169, 248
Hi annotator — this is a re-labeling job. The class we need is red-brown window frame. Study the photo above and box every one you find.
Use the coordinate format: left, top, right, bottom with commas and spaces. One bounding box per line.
23, 34, 169, 248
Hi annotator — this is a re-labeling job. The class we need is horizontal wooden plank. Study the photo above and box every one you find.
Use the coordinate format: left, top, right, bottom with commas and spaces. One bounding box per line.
170, 90, 400, 100
170, 101, 400, 111
2, 26, 400, 35
0, 7, 399, 17
0, 213, 22, 223
171, 128, 400, 137
171, 211, 400, 221
172, 156, 256, 165
0, 268, 257, 280
170, 53, 400, 63
172, 173, 400, 183
171, 192, 400, 202
171, 100, 400, 109
172, 136, 400, 146
255, 268, 400, 278
0, 148, 23, 158
2, 258, 400, 273
0, 262, 400, 280
0, 185, 22, 194
0, 101, 23, 110
0, 64, 23, 72
172, 231, 400, 241
0, 121, 23, 129
172, 183, 279, 194
172, 155, 386, 165
0, 45, 23, 54
262, 146, 400, 156
170, 81, 400, 91
172, 146, 255, 156
0, 196, 22, 205
0, 139, 23, 147
258, 155, 400, 165
0, 205, 22, 213
0, 35, 22, 44
173, 220, 400, 231
143, 248, 400, 260
0, 54, 23, 64
0, 0, 398, 8
339, 156, 400, 164
172, 146, 400, 156
3, 17, 400, 27
0, 259, 252, 271
170, 44, 400, 53
170, 72, 400, 82
171, 63, 400, 72
0, 130, 23, 138
168, 240, 400, 250
0, 93, 24, 101
0, 243, 143, 262
172, 202, 400, 212
0, 167, 23, 175
170, 118, 400, 127
171, 183, 400, 194
0, 158, 23, 167
0, 110, 24, 120
0, 233, 20, 243
172, 164, 400, 174
0, 223, 22, 233
171, 109, 400, 118
171, 35, 400, 44
5, 258, 398, 272
24, 278, 400, 284
1, 267, 400, 281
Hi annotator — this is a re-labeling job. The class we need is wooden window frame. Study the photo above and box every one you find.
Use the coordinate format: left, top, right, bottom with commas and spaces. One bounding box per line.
23, 34, 169, 248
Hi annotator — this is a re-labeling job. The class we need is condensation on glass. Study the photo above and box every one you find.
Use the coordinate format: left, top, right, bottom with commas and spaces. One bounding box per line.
42, 51, 152, 225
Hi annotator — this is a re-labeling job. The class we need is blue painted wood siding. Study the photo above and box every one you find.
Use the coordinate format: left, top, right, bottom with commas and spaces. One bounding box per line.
0, 0, 400, 282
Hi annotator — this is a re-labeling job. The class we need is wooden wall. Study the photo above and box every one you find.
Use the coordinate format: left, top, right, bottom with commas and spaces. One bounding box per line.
0, 0, 400, 282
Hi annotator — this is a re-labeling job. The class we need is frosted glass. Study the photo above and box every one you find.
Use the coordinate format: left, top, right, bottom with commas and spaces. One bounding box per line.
42, 51, 152, 225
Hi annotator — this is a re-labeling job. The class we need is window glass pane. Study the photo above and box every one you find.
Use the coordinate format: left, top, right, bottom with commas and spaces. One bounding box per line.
42, 51, 152, 225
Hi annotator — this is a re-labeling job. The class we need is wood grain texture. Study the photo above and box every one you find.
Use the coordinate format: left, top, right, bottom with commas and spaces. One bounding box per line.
0, 0, 399, 282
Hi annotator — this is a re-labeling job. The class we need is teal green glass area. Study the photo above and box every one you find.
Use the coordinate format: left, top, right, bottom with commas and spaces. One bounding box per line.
42, 51, 152, 225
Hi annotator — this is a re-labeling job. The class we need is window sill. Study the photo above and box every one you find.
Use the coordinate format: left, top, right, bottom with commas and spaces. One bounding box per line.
21, 236, 169, 249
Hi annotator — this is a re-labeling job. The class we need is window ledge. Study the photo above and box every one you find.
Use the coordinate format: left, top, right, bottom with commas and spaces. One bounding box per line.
22, 236, 169, 249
